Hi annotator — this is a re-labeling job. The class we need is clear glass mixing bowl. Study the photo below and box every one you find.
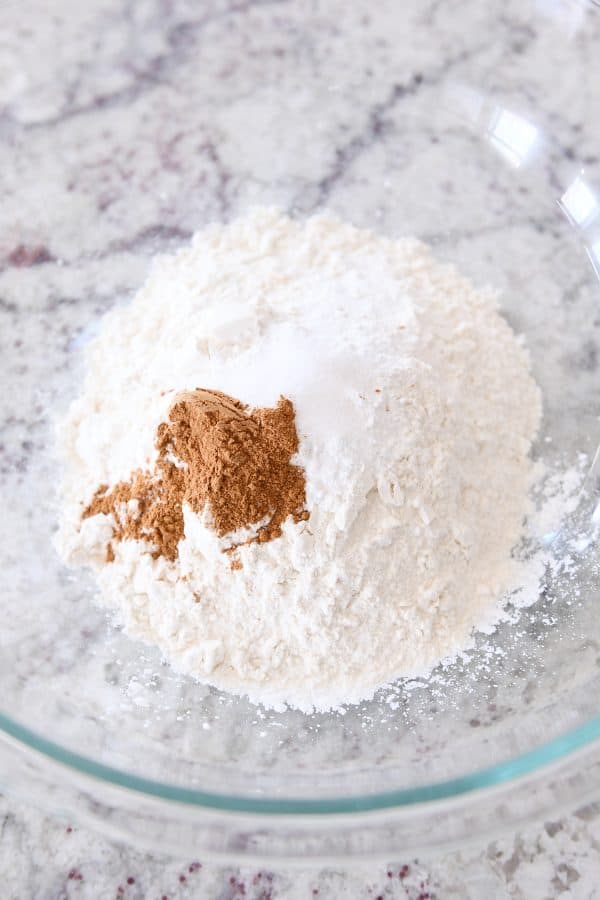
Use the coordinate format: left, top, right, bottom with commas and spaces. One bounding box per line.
1, 0, 600, 863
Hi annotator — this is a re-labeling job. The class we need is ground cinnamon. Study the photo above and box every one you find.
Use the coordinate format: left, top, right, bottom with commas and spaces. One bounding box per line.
83, 389, 309, 562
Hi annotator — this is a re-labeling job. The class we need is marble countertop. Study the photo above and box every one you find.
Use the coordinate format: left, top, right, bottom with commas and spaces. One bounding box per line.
3, 791, 600, 899
2, 0, 600, 896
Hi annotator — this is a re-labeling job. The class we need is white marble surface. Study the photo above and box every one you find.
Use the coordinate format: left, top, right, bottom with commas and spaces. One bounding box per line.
2, 0, 600, 896
2, 791, 600, 899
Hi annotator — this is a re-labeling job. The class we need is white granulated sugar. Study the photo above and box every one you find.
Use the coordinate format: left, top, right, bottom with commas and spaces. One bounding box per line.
57, 207, 543, 712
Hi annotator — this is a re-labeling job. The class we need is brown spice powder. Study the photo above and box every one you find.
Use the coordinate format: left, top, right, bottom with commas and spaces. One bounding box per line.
83, 389, 309, 562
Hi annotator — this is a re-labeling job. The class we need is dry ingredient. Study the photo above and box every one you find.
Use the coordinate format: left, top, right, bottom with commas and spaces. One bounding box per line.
57, 208, 542, 712
83, 389, 308, 563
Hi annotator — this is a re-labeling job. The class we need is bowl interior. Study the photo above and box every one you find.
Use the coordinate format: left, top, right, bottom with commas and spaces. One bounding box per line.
1, 0, 600, 813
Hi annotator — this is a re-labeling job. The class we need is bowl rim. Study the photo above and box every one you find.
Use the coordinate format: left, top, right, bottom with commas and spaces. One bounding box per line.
2, 709, 600, 814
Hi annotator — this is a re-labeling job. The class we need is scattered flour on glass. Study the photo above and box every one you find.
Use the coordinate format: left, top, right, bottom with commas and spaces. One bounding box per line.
390, 453, 591, 708
57, 207, 564, 713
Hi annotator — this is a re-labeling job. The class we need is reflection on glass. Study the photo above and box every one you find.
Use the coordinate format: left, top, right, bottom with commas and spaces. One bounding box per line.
586, 238, 600, 279
559, 176, 599, 228
487, 109, 539, 168
535, 0, 588, 36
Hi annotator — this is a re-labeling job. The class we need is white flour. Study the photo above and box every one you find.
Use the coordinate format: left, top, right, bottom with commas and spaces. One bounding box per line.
57, 208, 543, 712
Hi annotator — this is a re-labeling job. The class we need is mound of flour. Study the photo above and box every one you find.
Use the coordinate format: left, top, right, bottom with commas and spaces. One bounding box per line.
57, 208, 542, 712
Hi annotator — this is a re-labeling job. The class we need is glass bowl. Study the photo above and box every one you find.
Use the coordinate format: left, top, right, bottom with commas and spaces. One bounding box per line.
1, 0, 600, 863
